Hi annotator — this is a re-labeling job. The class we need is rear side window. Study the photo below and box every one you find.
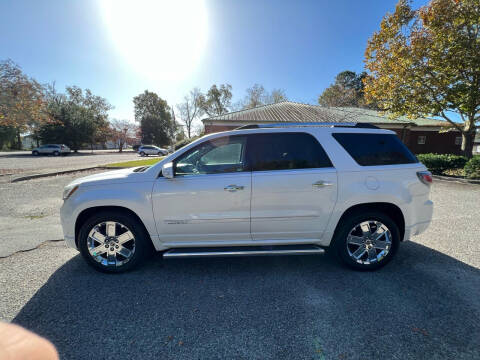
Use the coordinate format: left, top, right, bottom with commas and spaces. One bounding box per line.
332, 133, 418, 166
248, 133, 333, 171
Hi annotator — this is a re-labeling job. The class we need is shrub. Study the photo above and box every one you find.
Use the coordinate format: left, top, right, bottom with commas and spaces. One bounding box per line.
416, 153, 468, 175
464, 156, 480, 179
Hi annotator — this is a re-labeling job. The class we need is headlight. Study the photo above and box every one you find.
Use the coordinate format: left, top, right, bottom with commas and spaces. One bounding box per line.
63, 184, 79, 200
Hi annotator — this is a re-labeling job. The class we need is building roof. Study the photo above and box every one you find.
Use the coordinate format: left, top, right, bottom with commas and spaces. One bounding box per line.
202, 101, 447, 127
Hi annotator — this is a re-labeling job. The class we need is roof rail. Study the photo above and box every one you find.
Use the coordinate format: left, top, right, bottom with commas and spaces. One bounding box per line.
235, 122, 379, 130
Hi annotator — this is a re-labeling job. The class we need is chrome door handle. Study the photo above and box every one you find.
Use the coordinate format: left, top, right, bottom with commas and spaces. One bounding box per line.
224, 185, 244, 192
313, 180, 333, 188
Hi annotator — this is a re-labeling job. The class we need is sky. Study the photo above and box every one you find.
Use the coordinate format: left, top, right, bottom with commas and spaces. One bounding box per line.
0, 0, 429, 124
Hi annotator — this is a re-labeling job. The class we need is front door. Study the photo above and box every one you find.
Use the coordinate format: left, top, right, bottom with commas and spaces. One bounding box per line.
248, 132, 337, 241
152, 135, 251, 245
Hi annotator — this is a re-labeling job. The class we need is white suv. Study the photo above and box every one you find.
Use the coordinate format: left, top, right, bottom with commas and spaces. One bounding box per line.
60, 123, 433, 273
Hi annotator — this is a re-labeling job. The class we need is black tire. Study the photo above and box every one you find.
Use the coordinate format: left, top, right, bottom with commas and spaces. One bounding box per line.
331, 211, 400, 271
53, 151, 60, 156
32, 150, 39, 156
157, 151, 162, 156
139, 151, 145, 157
78, 211, 152, 273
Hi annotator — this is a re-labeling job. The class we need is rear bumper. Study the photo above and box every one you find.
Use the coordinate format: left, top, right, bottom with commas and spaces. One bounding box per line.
403, 199, 433, 240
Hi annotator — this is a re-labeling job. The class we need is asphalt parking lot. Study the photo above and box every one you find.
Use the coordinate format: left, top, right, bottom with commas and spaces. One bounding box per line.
0, 176, 479, 360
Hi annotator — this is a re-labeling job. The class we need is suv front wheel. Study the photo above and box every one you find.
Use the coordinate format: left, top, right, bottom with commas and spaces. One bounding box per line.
332, 211, 400, 271
78, 211, 151, 273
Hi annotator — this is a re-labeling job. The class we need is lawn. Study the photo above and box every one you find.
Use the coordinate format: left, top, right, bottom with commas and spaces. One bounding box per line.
104, 157, 164, 168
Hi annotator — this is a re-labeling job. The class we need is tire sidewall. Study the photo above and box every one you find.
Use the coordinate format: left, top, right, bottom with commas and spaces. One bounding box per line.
32, 151, 39, 156
78, 212, 150, 273
333, 211, 400, 271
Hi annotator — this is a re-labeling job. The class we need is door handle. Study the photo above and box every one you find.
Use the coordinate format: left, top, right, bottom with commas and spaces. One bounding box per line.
224, 185, 244, 192
313, 180, 333, 188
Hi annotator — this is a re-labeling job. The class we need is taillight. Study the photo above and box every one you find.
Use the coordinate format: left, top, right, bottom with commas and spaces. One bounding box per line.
417, 171, 433, 185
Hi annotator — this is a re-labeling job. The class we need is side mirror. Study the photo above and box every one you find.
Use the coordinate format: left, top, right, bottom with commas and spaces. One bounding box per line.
162, 162, 174, 179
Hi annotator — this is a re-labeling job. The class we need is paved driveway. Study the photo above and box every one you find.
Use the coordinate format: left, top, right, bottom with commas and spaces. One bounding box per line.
0, 150, 139, 180
0, 180, 479, 359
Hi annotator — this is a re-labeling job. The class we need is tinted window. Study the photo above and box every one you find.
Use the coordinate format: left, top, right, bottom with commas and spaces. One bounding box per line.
249, 133, 332, 171
332, 133, 418, 166
175, 136, 247, 175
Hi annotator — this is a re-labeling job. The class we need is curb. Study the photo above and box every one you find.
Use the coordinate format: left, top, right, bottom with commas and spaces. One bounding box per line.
10, 166, 127, 183
432, 174, 480, 185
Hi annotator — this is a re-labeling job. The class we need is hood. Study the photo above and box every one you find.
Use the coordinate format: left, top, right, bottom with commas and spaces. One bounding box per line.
68, 167, 151, 187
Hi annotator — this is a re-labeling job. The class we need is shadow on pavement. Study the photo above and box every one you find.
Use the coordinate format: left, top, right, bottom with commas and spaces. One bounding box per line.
13, 242, 480, 360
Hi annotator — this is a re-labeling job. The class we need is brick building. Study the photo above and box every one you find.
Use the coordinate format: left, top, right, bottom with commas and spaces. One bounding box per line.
202, 101, 463, 155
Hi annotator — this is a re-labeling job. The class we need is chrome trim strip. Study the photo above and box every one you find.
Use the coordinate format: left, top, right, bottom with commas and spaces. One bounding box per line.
163, 247, 325, 258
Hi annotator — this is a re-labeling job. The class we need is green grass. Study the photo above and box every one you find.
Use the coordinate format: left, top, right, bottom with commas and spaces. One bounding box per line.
104, 157, 164, 168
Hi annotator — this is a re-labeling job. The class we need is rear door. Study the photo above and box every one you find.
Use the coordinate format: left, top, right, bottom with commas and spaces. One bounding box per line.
248, 132, 337, 241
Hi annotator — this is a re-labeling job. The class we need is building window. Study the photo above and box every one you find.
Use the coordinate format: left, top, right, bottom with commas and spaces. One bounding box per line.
455, 136, 462, 145
417, 136, 426, 145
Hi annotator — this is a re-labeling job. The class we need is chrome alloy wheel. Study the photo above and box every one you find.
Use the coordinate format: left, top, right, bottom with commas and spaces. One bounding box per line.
87, 221, 136, 267
346, 220, 392, 265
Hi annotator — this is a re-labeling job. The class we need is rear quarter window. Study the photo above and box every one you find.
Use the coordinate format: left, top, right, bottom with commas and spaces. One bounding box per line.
332, 133, 418, 166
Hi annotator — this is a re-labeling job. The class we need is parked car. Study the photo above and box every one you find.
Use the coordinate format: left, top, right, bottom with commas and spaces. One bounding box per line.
32, 144, 71, 156
138, 145, 168, 156
60, 123, 433, 273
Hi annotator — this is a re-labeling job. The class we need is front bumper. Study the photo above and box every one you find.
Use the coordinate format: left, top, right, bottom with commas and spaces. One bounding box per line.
60, 200, 78, 250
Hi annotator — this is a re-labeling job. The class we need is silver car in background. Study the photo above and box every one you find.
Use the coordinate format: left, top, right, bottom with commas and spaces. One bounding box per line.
32, 144, 71, 156
138, 145, 168, 156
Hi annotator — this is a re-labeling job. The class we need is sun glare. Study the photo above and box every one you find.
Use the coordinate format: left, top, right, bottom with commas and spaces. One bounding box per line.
100, 0, 207, 81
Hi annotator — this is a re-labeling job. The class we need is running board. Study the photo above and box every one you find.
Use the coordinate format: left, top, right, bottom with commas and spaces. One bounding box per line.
163, 244, 325, 259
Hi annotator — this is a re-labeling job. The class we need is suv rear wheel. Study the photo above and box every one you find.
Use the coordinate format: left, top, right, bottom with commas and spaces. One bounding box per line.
78, 211, 151, 273
332, 211, 400, 271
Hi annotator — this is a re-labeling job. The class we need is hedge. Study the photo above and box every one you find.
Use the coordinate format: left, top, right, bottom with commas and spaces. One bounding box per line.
416, 153, 468, 175
464, 156, 480, 179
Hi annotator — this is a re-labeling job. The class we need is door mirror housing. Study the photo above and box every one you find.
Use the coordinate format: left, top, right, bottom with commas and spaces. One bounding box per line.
162, 162, 174, 179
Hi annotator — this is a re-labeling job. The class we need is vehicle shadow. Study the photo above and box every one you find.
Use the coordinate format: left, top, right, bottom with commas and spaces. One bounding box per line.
13, 242, 480, 360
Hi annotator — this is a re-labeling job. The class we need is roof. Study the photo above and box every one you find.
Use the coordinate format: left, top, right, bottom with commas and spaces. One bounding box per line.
202, 101, 447, 127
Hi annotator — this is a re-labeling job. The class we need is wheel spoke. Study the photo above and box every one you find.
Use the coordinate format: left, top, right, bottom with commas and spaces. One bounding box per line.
106, 222, 116, 237
91, 244, 107, 256
90, 231, 106, 244
347, 235, 364, 246
372, 226, 386, 241
352, 245, 367, 260
373, 240, 388, 250
117, 245, 132, 259
117, 231, 134, 245
107, 251, 116, 265
360, 222, 371, 236
367, 247, 378, 262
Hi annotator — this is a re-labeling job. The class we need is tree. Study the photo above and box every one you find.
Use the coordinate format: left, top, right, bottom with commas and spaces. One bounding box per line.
267, 88, 288, 104
198, 84, 232, 117
177, 87, 202, 138
364, 0, 480, 158
133, 90, 175, 146
110, 119, 137, 152
0, 59, 48, 149
240, 84, 288, 109
318, 71, 371, 108
40, 85, 111, 151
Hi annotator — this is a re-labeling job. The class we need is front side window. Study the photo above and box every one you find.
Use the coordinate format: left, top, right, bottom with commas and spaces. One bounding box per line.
174, 136, 247, 176
333, 133, 418, 166
248, 133, 333, 171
